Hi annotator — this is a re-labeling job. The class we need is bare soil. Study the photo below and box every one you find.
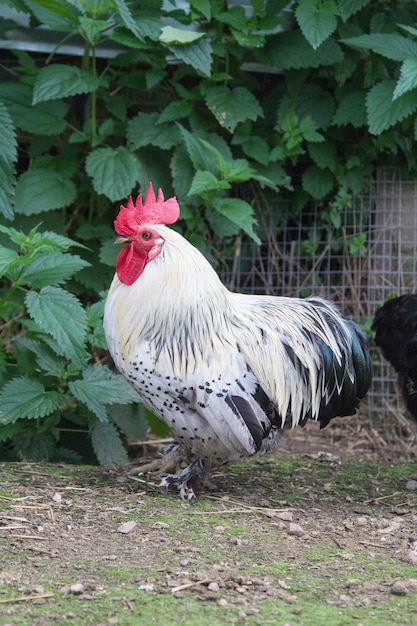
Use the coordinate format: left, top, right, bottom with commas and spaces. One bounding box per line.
1, 419, 417, 625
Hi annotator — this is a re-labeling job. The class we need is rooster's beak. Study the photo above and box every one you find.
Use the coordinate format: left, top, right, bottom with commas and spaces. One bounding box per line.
114, 236, 131, 245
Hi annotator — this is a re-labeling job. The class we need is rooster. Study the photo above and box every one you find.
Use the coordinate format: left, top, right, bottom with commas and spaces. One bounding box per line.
104, 183, 372, 500
373, 294, 417, 420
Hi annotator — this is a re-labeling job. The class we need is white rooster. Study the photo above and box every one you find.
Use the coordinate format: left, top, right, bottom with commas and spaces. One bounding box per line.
104, 183, 372, 500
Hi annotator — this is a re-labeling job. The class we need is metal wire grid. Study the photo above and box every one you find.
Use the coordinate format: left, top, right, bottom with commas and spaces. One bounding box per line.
223, 170, 417, 428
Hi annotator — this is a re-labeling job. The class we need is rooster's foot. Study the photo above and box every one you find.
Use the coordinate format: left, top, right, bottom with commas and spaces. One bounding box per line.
129, 442, 189, 476
158, 459, 211, 502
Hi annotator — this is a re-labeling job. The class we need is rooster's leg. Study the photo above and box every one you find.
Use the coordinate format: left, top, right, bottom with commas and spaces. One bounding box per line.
159, 458, 211, 502
130, 443, 211, 501
129, 442, 189, 475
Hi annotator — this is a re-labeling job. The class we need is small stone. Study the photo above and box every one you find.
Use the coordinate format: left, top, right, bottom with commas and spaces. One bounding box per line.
402, 550, 417, 565
152, 521, 170, 529
213, 526, 225, 534
406, 480, 417, 490
288, 523, 305, 537
278, 580, 291, 590
69, 583, 84, 595
52, 493, 62, 503
117, 521, 137, 534
233, 537, 249, 546
391, 581, 409, 596
406, 579, 417, 592
355, 516, 368, 526
339, 594, 351, 603
277, 511, 293, 522
325, 523, 337, 532
207, 582, 219, 592
246, 608, 260, 615
138, 584, 154, 592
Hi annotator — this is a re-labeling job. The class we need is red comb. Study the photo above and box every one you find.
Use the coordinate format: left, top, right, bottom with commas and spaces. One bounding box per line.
114, 182, 180, 236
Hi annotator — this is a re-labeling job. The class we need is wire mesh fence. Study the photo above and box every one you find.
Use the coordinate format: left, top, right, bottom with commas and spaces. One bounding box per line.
222, 169, 417, 431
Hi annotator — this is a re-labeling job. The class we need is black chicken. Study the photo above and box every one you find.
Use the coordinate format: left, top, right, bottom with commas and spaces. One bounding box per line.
373, 294, 417, 420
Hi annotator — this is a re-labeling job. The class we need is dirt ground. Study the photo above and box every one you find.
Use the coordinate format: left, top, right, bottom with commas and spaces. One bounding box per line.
1, 419, 417, 625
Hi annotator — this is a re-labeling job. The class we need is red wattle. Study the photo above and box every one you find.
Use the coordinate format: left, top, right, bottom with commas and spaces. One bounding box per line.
116, 244, 146, 285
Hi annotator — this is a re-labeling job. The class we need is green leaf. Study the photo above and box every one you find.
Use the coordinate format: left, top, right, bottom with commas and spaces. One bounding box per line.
0, 422, 21, 444
0, 246, 18, 276
0, 101, 17, 219
332, 91, 367, 127
366, 80, 417, 135
108, 403, 147, 441
189, 170, 230, 196
299, 116, 324, 142
14, 169, 77, 214
217, 6, 247, 30
160, 26, 205, 45
0, 101, 17, 166
111, 17, 161, 44
33, 64, 103, 105
260, 31, 343, 70
16, 430, 59, 462
127, 112, 181, 150
399, 24, 417, 38
206, 206, 240, 238
179, 127, 218, 174
21, 251, 90, 288
157, 100, 194, 124
302, 166, 334, 199
242, 136, 270, 165
393, 59, 417, 100
212, 197, 261, 244
0, 83, 65, 135
69, 365, 140, 422
91, 420, 129, 467
190, 0, 211, 20
18, 338, 67, 377
86, 301, 107, 350
167, 36, 213, 77
308, 142, 337, 170
295, 0, 338, 49
338, 0, 369, 20
86, 300, 105, 328
0, 377, 60, 424
79, 17, 108, 45
342, 34, 417, 61
223, 158, 255, 183
32, 230, 87, 252
296, 83, 335, 130
0, 162, 15, 220
145, 408, 172, 437
25, 286, 88, 368
198, 139, 276, 189
85, 147, 139, 201
113, 0, 141, 37
205, 86, 263, 132
22, 0, 81, 30
99, 239, 118, 267
0, 224, 27, 247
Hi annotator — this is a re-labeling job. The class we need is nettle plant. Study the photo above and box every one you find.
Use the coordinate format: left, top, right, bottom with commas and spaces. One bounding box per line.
1, 0, 417, 463
0, 224, 145, 463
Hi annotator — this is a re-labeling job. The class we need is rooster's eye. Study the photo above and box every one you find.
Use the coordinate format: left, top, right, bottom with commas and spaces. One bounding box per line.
142, 231, 152, 240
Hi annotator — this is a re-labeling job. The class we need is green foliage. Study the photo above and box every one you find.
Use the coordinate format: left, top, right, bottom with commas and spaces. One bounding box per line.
0, 225, 145, 464
1, 0, 417, 464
